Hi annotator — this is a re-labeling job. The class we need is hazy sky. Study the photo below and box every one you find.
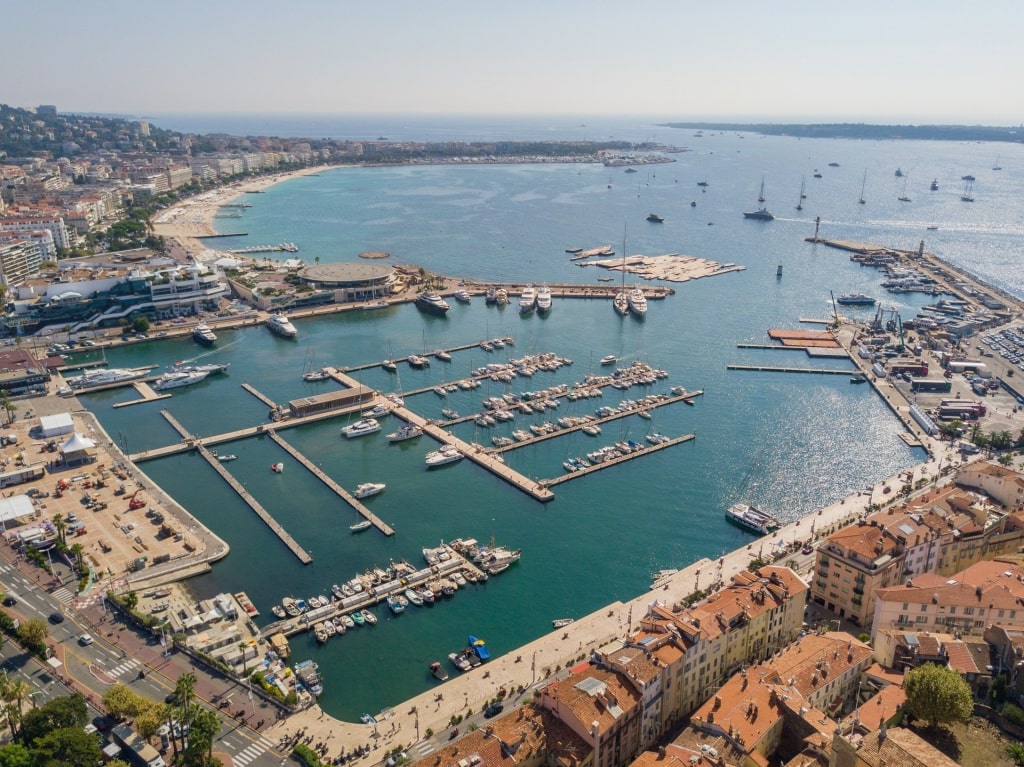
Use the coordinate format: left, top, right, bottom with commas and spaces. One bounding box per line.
6, 0, 1022, 123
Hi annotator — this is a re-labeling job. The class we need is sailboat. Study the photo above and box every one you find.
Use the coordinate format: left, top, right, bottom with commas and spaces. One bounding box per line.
613, 227, 629, 317
993, 155, 1002, 171
897, 175, 911, 202
743, 178, 774, 220
858, 170, 867, 205
960, 180, 975, 202
795, 176, 805, 211
302, 349, 330, 382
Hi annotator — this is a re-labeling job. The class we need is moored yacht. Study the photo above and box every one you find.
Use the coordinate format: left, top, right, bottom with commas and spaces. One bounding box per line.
153, 369, 210, 391
627, 287, 648, 317
341, 418, 381, 439
267, 314, 298, 338
387, 423, 423, 442
415, 291, 450, 316
353, 482, 385, 499
192, 323, 217, 345
535, 285, 552, 314
519, 285, 537, 314
454, 289, 472, 303
725, 502, 780, 535
425, 444, 463, 467
613, 290, 630, 316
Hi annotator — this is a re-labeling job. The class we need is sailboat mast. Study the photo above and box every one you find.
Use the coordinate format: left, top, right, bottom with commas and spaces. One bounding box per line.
859, 170, 866, 204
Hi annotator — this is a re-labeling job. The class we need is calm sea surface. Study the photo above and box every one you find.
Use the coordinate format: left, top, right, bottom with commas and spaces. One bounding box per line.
80, 119, 1024, 719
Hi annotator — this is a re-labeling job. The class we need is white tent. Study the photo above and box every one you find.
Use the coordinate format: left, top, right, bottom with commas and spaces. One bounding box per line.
39, 413, 73, 438
61, 433, 95, 453
0, 495, 35, 525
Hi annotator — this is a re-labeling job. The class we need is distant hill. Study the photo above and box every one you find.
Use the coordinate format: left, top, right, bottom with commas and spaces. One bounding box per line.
660, 122, 1024, 143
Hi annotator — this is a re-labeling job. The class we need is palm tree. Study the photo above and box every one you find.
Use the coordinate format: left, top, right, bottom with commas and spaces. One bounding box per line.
69, 543, 85, 574
52, 513, 67, 546
4, 678, 31, 743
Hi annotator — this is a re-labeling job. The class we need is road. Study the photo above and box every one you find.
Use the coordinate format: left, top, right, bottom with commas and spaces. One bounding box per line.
0, 557, 285, 767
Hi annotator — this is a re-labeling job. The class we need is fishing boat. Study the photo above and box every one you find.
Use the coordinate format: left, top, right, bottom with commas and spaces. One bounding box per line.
282, 597, 300, 617
404, 588, 424, 606
387, 423, 423, 442
353, 482, 385, 499
725, 502, 780, 535
192, 323, 217, 346
349, 520, 372, 532
360, 609, 377, 625
267, 314, 298, 338
351, 610, 365, 626
415, 291, 450, 316
430, 661, 449, 681
552, 618, 574, 628
387, 594, 408, 614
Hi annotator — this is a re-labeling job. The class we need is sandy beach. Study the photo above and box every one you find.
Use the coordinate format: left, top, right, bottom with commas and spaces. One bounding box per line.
152, 166, 337, 258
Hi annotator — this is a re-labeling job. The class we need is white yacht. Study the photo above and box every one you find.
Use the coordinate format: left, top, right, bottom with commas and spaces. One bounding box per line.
519, 285, 537, 314
454, 290, 472, 303
192, 323, 217, 345
173, 362, 229, 375
341, 418, 381, 439
353, 482, 386, 499
67, 367, 149, 390
535, 285, 552, 314
387, 423, 423, 442
267, 314, 298, 338
153, 369, 210, 391
414, 291, 450, 316
627, 287, 648, 317
425, 444, 463, 467
613, 291, 630, 316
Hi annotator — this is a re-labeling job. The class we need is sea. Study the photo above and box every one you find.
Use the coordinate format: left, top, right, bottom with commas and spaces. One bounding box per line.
77, 115, 1024, 719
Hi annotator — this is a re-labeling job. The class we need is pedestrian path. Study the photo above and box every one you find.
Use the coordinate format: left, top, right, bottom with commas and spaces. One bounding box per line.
231, 736, 276, 766
411, 741, 435, 759
51, 587, 75, 605
102, 657, 140, 679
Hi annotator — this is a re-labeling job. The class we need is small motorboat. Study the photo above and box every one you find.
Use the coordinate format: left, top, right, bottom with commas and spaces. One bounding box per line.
600, 355, 617, 366
349, 520, 372, 533
270, 462, 284, 473
217, 454, 238, 462
430, 661, 449, 681
552, 618, 575, 629
360, 609, 378, 625
353, 482, 385, 499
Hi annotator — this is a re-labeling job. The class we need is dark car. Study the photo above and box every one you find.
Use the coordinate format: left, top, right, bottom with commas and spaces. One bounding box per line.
483, 702, 504, 719
48, 611, 65, 624
2, 595, 17, 606
92, 716, 114, 733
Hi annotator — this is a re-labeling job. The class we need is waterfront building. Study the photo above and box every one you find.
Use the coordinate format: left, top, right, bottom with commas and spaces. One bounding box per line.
285, 387, 374, 419
537, 665, 642, 767
871, 557, 1024, 638
296, 262, 397, 303
634, 566, 807, 726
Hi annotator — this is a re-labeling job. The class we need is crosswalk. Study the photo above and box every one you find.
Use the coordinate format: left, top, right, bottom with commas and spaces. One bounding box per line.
411, 741, 435, 759
51, 587, 75, 605
103, 657, 140, 679
232, 736, 276, 766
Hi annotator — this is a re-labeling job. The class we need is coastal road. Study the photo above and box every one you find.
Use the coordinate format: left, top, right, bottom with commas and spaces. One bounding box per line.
0, 557, 285, 767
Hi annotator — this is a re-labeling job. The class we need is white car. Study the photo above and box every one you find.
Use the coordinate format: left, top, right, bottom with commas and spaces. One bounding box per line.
78, 633, 94, 646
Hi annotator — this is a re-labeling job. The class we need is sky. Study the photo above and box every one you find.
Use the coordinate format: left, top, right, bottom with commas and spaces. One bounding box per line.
5, 0, 1023, 123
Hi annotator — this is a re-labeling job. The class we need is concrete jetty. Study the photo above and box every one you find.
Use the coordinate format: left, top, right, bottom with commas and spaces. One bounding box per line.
264, 430, 394, 536
159, 410, 314, 565
727, 365, 853, 375
542, 433, 696, 487
112, 381, 172, 408
240, 382, 278, 409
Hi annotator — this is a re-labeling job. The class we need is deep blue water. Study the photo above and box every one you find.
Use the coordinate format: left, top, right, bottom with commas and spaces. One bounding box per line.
79, 122, 1024, 719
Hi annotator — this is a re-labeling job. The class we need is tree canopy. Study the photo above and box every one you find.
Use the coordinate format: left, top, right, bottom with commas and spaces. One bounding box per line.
903, 662, 974, 727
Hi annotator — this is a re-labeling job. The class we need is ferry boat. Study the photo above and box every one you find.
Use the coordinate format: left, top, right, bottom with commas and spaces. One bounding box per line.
153, 369, 210, 391
387, 423, 423, 442
519, 285, 537, 314
627, 287, 648, 317
835, 293, 877, 306
725, 502, 780, 535
353, 482, 385, 499
415, 291, 450, 316
425, 444, 463, 467
535, 285, 552, 314
267, 314, 298, 338
192, 323, 217, 345
341, 418, 381, 439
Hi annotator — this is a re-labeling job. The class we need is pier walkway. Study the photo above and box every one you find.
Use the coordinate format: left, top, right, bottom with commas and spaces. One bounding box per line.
241, 382, 278, 409
112, 381, 171, 409
727, 365, 853, 375
159, 410, 314, 565
264, 430, 394, 536
491, 390, 703, 454
342, 341, 489, 374
542, 433, 695, 487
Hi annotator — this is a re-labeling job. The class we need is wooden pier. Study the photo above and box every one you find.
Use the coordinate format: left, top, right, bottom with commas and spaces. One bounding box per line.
241, 382, 278, 409
112, 381, 172, 409
542, 433, 696, 487
264, 430, 394, 536
727, 365, 854, 375
159, 410, 314, 564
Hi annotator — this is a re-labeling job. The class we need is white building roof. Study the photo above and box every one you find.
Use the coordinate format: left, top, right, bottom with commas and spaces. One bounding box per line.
0, 495, 35, 524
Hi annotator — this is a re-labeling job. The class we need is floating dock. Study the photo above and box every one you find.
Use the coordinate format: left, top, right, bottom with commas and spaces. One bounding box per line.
727, 365, 854, 375
159, 410, 313, 564
112, 381, 172, 409
241, 382, 279, 409
264, 430, 394, 536
542, 433, 695, 487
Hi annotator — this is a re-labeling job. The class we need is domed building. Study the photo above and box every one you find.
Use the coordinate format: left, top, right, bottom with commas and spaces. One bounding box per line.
296, 262, 397, 303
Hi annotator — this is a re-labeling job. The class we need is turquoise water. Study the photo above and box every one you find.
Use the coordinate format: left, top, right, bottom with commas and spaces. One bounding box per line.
79, 128, 1024, 719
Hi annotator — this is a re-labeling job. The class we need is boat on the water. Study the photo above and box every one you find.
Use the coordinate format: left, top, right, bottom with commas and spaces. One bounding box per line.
415, 291, 450, 316
270, 462, 284, 473
835, 293, 876, 306
425, 444, 463, 468
726, 502, 780, 535
353, 482, 385, 499
341, 418, 380, 439
267, 314, 298, 338
454, 290, 472, 304
349, 520, 372, 532
362, 300, 389, 310
430, 661, 449, 681
519, 285, 537, 314
387, 423, 423, 442
646, 213, 664, 223
217, 454, 238, 462
192, 323, 217, 345
448, 651, 472, 672
360, 609, 377, 625
600, 355, 617, 366
535, 285, 552, 314
408, 354, 430, 369
468, 635, 491, 661
744, 178, 774, 220
153, 369, 210, 391
552, 618, 574, 628
67, 367, 150, 390
627, 287, 648, 318
434, 349, 452, 362
387, 594, 408, 614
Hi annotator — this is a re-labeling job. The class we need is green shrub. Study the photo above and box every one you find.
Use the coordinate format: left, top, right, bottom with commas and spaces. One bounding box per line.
1002, 703, 1024, 727
293, 743, 321, 767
